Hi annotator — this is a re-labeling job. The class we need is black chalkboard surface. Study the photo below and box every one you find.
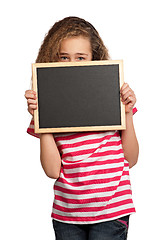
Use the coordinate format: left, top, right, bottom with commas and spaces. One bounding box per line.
32, 60, 125, 133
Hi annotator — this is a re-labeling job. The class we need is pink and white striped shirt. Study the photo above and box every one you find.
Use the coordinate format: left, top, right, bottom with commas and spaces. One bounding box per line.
27, 107, 137, 224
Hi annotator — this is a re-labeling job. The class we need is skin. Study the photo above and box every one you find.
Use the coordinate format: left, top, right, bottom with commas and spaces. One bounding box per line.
25, 36, 139, 178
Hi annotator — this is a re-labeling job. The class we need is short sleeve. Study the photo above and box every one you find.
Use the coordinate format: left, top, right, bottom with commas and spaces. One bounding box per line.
27, 118, 39, 138
132, 107, 138, 115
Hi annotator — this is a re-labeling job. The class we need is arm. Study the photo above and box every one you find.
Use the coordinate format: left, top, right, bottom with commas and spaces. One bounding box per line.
120, 83, 139, 168
25, 90, 62, 178
40, 133, 62, 179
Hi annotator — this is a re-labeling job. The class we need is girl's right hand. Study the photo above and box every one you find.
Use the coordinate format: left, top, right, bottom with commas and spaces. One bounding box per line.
25, 90, 37, 116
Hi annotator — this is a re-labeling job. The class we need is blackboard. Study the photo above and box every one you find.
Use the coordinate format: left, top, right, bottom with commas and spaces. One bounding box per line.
32, 60, 125, 133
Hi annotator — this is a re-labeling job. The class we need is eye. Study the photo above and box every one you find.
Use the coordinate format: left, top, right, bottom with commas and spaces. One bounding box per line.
60, 56, 68, 61
77, 57, 85, 61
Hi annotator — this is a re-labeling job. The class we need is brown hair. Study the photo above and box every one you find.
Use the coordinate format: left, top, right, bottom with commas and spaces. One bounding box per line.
36, 16, 110, 63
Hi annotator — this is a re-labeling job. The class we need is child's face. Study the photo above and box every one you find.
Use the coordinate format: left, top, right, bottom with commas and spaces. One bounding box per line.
58, 36, 92, 62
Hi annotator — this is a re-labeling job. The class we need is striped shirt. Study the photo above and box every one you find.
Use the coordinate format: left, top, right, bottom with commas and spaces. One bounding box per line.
27, 107, 137, 224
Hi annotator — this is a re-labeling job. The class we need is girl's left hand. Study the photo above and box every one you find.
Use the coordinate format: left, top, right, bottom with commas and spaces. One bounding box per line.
120, 83, 136, 113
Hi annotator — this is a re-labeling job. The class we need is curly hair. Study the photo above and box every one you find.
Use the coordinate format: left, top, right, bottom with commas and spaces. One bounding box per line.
36, 16, 110, 63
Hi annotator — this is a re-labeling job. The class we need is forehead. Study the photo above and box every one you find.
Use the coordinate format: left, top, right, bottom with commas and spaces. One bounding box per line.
59, 36, 91, 53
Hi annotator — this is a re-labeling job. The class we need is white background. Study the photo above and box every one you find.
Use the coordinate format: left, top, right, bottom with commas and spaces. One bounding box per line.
1, 0, 163, 239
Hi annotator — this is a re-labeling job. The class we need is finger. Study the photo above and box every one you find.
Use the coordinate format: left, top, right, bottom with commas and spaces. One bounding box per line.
123, 96, 135, 106
28, 105, 37, 116
121, 84, 134, 96
25, 90, 36, 95
29, 104, 37, 110
25, 92, 37, 100
27, 99, 37, 105
120, 83, 129, 92
25, 90, 36, 99
121, 90, 134, 102
120, 83, 135, 100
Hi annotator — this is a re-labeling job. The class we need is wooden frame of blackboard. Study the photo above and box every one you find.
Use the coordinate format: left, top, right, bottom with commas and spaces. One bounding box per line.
32, 60, 126, 133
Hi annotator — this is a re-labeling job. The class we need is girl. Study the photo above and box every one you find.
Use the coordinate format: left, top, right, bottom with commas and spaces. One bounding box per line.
25, 16, 139, 240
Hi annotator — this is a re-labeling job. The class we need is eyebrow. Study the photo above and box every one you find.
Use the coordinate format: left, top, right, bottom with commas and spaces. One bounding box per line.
59, 52, 88, 56
77, 53, 88, 56
59, 52, 69, 55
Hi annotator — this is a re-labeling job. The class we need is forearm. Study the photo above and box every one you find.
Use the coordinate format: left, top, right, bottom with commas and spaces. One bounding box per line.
40, 133, 62, 179
121, 111, 139, 168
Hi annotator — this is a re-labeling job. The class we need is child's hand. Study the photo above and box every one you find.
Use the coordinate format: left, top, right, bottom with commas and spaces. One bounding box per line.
25, 90, 37, 116
120, 83, 136, 113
